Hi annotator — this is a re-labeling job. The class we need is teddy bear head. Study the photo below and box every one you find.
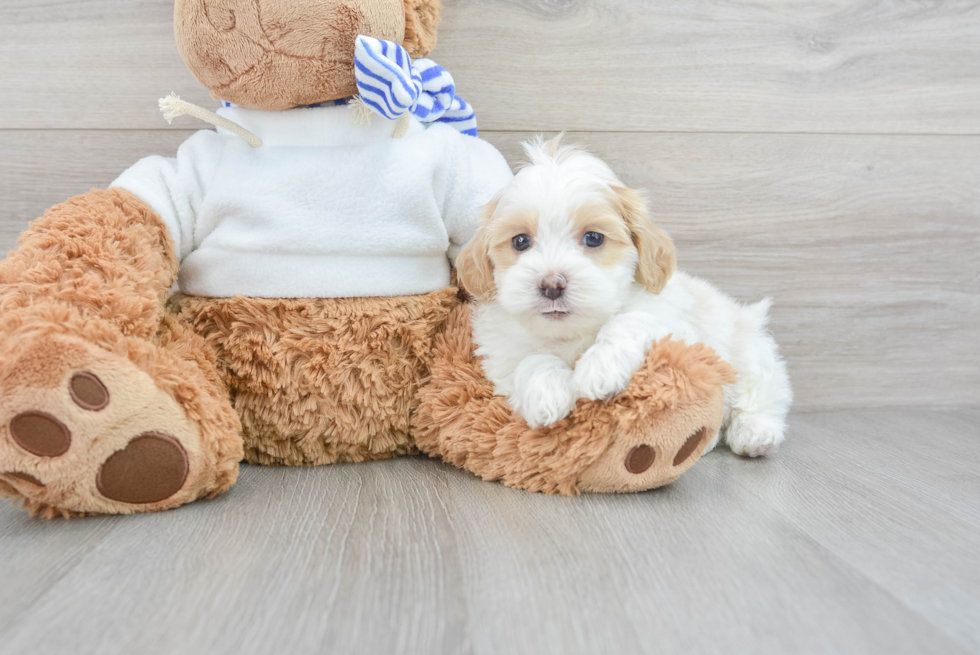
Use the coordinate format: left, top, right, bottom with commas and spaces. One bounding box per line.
174, 0, 442, 111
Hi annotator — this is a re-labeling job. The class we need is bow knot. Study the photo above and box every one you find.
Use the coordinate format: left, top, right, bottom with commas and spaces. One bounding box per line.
354, 35, 478, 137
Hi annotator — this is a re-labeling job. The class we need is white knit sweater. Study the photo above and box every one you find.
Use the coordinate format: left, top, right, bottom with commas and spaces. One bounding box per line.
112, 104, 512, 298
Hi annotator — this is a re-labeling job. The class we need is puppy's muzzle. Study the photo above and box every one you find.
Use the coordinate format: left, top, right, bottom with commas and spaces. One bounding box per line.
538, 274, 567, 300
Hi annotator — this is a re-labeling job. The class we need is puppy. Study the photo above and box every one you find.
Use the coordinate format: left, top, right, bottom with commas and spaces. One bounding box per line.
455, 136, 792, 457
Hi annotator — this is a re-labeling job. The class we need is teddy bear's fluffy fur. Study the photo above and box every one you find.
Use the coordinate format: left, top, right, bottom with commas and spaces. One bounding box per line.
169, 289, 459, 467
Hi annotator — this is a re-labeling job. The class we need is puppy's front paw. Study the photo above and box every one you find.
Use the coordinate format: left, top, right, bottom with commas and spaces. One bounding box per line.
726, 413, 786, 457
573, 343, 641, 401
510, 355, 577, 429
512, 388, 577, 429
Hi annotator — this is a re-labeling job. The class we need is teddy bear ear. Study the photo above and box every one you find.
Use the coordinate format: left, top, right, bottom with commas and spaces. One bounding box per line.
402, 0, 442, 58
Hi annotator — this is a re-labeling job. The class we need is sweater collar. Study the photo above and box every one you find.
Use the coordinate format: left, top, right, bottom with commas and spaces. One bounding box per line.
215, 101, 419, 148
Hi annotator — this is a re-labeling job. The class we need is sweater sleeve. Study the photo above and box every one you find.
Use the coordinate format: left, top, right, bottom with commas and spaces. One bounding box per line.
439, 131, 513, 264
110, 130, 226, 262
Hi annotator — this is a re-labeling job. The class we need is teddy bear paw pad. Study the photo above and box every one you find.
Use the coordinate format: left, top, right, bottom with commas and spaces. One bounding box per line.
673, 427, 709, 466
96, 432, 189, 504
10, 411, 72, 457
68, 372, 110, 411
624, 444, 656, 474
0, 335, 210, 515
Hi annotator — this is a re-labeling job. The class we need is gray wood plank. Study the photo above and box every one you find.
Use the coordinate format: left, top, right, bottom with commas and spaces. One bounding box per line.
439, 457, 970, 655
2, 465, 471, 655
2, 129, 976, 410
2, 0, 980, 133
0, 409, 975, 655
0, 1, 211, 131
0, 505, 118, 634
715, 408, 980, 653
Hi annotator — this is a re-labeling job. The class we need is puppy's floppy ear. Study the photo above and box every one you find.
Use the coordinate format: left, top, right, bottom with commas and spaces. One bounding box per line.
613, 185, 676, 294
455, 198, 499, 302
402, 0, 442, 58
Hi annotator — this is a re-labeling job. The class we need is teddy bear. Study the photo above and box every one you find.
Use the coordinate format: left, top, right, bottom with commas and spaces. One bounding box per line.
0, 0, 735, 518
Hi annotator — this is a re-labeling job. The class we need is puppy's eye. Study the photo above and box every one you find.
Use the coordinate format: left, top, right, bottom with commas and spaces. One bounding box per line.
512, 234, 532, 252
583, 231, 605, 248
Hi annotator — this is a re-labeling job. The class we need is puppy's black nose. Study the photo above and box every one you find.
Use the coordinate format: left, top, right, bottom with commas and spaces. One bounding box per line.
542, 287, 563, 300
539, 274, 566, 300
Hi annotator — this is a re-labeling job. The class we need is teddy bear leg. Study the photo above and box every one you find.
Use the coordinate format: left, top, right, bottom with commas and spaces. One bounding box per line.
0, 190, 243, 517
575, 380, 727, 494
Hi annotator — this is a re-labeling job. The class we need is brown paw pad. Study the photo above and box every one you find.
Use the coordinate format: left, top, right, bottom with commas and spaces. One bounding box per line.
625, 444, 656, 474
10, 412, 72, 457
97, 432, 189, 504
674, 427, 709, 466
4, 471, 45, 486
69, 372, 109, 411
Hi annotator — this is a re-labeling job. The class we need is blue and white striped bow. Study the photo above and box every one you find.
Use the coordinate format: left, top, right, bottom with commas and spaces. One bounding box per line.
354, 35, 478, 137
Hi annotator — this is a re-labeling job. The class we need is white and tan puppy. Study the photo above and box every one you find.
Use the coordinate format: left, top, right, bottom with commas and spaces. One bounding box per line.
456, 136, 792, 457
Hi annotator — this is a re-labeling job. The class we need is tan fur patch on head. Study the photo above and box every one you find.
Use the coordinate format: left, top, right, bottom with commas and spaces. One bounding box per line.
486, 210, 539, 274
572, 202, 633, 269
456, 198, 501, 301
610, 186, 676, 293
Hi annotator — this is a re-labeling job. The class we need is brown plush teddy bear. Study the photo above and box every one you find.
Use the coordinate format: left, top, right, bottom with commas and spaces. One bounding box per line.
0, 0, 734, 518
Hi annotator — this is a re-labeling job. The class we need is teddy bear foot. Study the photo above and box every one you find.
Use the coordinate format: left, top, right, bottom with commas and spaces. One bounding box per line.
0, 321, 242, 518
577, 424, 718, 494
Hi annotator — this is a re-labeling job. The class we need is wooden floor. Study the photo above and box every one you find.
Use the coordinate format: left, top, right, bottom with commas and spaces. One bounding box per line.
0, 408, 977, 655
